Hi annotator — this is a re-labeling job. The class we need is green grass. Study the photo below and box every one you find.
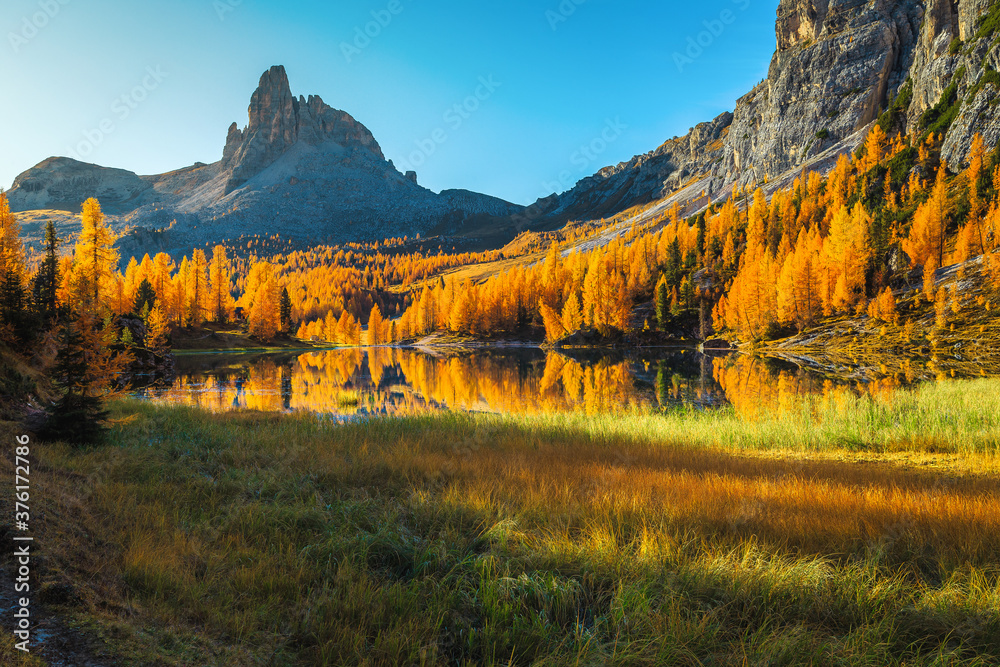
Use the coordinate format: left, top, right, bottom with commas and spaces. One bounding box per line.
12, 381, 1000, 665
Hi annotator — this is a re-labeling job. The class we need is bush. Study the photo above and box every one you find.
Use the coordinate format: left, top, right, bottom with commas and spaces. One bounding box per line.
878, 80, 914, 135
967, 66, 1000, 102
973, 2, 1000, 41
919, 68, 966, 139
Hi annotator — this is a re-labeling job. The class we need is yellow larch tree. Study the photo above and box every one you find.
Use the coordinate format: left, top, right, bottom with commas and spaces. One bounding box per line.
867, 287, 898, 324
367, 304, 385, 346
777, 227, 822, 330
208, 245, 235, 323
187, 249, 209, 326
859, 125, 886, 175
72, 198, 119, 313
560, 291, 584, 333
823, 203, 871, 313
903, 161, 950, 269
247, 279, 281, 341
0, 192, 28, 324
540, 301, 565, 343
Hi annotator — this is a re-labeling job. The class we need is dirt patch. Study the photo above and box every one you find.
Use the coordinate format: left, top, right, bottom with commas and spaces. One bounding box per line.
0, 563, 108, 666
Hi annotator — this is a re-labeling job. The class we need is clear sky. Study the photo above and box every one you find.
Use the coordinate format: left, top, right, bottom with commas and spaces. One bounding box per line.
0, 0, 778, 206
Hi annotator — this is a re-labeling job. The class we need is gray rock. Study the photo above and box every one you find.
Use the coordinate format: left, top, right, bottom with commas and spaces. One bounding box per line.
530, 0, 1000, 224
7, 157, 157, 214
10, 0, 1000, 257
222, 66, 384, 193
7, 66, 524, 260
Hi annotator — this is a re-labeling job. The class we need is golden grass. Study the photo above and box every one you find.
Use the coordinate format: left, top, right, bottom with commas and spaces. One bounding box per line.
4, 377, 1000, 664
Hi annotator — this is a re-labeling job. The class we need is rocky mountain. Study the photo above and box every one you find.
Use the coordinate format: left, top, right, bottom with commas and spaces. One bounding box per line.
10, 3, 1000, 257
9, 158, 162, 215
530, 0, 1000, 225
7, 66, 523, 258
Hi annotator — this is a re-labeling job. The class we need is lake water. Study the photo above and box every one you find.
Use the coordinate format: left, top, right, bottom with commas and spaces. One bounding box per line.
132, 347, 926, 418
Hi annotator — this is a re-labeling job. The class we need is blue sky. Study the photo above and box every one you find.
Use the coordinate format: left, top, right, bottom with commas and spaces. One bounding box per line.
0, 0, 778, 205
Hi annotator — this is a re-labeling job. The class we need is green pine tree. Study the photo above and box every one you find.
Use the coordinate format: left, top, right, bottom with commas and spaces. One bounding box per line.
133, 278, 157, 315
0, 266, 26, 329
279, 287, 293, 333
696, 215, 707, 256
32, 220, 60, 322
655, 277, 670, 330
39, 320, 109, 446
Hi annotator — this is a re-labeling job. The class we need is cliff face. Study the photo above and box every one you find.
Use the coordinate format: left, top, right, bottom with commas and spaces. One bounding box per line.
540, 0, 1000, 224
221, 66, 384, 193
722, 0, 922, 184
537, 112, 733, 224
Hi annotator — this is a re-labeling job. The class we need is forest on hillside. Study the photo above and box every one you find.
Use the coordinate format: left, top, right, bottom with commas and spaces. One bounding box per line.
3, 123, 1000, 437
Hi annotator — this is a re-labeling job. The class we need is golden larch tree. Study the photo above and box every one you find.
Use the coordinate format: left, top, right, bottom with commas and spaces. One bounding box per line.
187, 249, 209, 326
72, 198, 119, 312
208, 245, 235, 323
0, 192, 28, 323
903, 161, 950, 268
367, 304, 385, 346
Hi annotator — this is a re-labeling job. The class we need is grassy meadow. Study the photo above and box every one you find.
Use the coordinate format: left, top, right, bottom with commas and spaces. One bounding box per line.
3, 378, 1000, 665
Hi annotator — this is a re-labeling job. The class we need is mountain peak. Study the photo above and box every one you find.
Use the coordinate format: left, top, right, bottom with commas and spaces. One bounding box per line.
258, 64, 292, 97
222, 66, 383, 193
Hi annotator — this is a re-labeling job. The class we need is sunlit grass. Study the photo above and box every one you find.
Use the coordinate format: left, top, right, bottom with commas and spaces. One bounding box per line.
20, 377, 1000, 665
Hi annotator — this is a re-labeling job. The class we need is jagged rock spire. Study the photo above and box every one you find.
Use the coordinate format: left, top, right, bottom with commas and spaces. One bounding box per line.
222, 65, 384, 192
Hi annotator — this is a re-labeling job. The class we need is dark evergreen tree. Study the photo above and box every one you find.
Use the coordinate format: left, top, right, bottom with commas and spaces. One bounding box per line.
0, 267, 26, 329
32, 220, 60, 322
684, 249, 698, 272
39, 320, 108, 446
664, 238, 683, 288
655, 277, 670, 330
681, 277, 696, 310
279, 287, 293, 333
696, 215, 707, 257
133, 278, 157, 315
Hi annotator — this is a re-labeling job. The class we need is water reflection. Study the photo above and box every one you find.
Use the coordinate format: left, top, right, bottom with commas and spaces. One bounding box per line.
711, 356, 904, 418
135, 348, 729, 416
134, 348, 955, 417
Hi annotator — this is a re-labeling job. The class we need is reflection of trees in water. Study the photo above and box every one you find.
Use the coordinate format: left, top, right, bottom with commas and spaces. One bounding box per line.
654, 354, 726, 410
144, 349, 733, 415
281, 365, 292, 411
712, 356, 902, 417
143, 350, 914, 417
